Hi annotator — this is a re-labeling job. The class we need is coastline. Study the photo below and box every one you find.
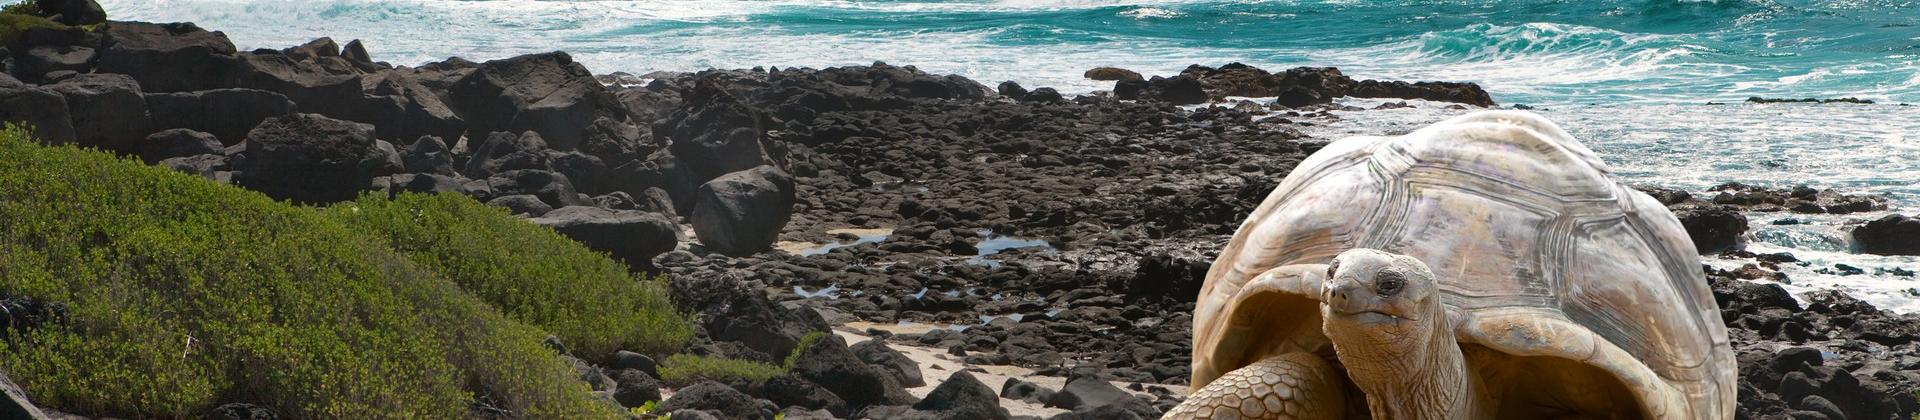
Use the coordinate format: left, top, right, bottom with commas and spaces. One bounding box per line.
0, 12, 1916, 420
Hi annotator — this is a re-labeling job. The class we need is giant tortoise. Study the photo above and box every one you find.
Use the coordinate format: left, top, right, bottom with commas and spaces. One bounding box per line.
1167, 110, 1735, 419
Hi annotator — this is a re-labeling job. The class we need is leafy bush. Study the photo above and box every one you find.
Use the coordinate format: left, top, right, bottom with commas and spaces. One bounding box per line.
0, 126, 621, 419
656, 354, 785, 386
326, 192, 693, 359
658, 331, 828, 386
0, 9, 61, 47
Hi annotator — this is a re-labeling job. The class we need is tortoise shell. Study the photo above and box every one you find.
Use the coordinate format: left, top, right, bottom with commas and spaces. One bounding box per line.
1191, 111, 1735, 419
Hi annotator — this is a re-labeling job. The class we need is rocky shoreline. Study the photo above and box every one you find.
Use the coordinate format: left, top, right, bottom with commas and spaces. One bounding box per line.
0, 8, 1915, 420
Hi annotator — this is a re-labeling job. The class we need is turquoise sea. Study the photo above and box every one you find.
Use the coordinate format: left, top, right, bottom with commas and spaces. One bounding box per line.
99, 0, 1920, 311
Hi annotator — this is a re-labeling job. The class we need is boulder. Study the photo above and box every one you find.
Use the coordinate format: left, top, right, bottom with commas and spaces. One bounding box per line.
401, 135, 454, 175
787, 333, 915, 412
97, 22, 237, 93
1045, 376, 1146, 412
756, 375, 848, 416
15, 45, 94, 79
448, 52, 629, 151
1020, 88, 1065, 103
1348, 79, 1496, 107
609, 350, 659, 377
911, 371, 1008, 420
233, 113, 390, 203
851, 339, 925, 387
659, 79, 774, 196
815, 62, 991, 100
281, 37, 338, 61
658, 381, 773, 420
38, 0, 106, 26
486, 194, 553, 217
204, 403, 274, 420
341, 40, 373, 66
670, 275, 826, 367
691, 166, 796, 256
0, 79, 76, 143
1673, 204, 1748, 253
529, 206, 680, 268
996, 81, 1028, 100
144, 88, 296, 146
610, 368, 663, 408
0, 371, 50, 420
1084, 67, 1144, 82
159, 154, 228, 179
356, 71, 467, 142
462, 131, 552, 179
1000, 378, 1056, 403
1116, 75, 1206, 105
46, 73, 149, 152
138, 128, 222, 163
485, 169, 593, 209
1852, 214, 1920, 256
379, 173, 460, 196
230, 52, 363, 120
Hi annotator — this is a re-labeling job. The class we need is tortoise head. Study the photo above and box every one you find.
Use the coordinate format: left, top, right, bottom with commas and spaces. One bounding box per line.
1321, 248, 1442, 341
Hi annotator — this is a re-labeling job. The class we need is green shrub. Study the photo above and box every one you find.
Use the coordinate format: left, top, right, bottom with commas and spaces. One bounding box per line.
0, 10, 61, 47
325, 192, 694, 359
656, 354, 785, 386
0, 126, 621, 419
657, 331, 829, 386
0, 1, 43, 16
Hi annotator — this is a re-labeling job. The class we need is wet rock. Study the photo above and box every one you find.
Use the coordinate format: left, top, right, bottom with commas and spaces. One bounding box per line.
529, 206, 679, 269
97, 22, 237, 93
692, 165, 797, 256
997, 81, 1028, 100
1347, 79, 1495, 107
1672, 203, 1749, 253
1852, 214, 1920, 256
139, 128, 222, 163
1084, 67, 1143, 82
144, 88, 296, 146
234, 113, 391, 203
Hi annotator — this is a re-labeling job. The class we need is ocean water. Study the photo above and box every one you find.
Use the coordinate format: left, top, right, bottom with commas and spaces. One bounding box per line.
95, 0, 1918, 105
93, 1, 1920, 311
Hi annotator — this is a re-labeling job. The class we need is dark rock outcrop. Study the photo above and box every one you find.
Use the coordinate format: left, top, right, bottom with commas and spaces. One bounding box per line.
658, 381, 774, 420
610, 368, 663, 408
448, 52, 633, 151
788, 334, 915, 414
691, 166, 796, 256
97, 22, 237, 93
0, 75, 76, 143
528, 206, 679, 268
1085, 67, 1144, 82
851, 339, 925, 387
1852, 214, 1920, 256
38, 0, 106, 26
144, 88, 296, 146
45, 73, 148, 152
233, 113, 392, 203
138, 128, 222, 163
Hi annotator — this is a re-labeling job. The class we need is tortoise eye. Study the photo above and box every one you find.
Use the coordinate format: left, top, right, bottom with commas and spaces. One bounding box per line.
1375, 270, 1406, 296
1326, 259, 1340, 279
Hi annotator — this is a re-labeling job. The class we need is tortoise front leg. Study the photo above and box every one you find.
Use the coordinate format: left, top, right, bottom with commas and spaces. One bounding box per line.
1164, 352, 1347, 420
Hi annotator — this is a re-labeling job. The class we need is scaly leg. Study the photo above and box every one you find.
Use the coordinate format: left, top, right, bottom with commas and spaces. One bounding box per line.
1163, 352, 1347, 420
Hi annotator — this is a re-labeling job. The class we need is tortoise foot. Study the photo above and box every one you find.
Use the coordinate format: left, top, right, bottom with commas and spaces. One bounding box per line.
1164, 352, 1346, 420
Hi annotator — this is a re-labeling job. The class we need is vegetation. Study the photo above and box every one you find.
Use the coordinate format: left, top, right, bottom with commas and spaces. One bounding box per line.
326, 193, 693, 359
0, 3, 62, 47
657, 331, 829, 386
0, 126, 623, 418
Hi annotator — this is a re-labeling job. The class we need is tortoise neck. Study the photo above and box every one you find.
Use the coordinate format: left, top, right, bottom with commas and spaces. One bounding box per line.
1326, 304, 1485, 420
